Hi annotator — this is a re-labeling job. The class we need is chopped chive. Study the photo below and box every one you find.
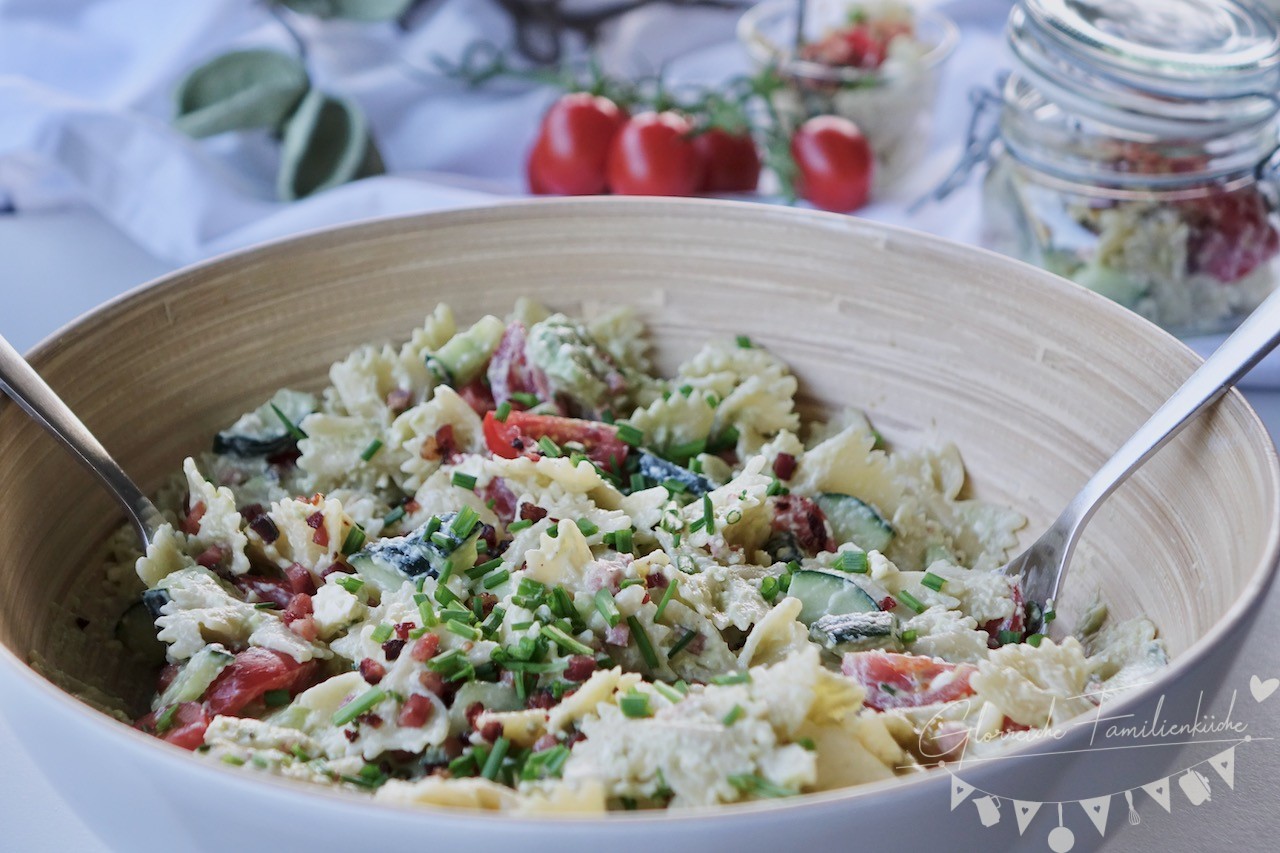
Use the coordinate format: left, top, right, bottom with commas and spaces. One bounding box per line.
689, 518, 706, 534
619, 578, 644, 589
360, 439, 383, 462
689, 457, 703, 474
735, 335, 753, 349
618, 692, 651, 719
678, 384, 694, 397
341, 525, 366, 555
652, 681, 685, 703
448, 752, 477, 778
668, 438, 706, 460
483, 569, 511, 590
501, 659, 567, 674
880, 683, 898, 695
154, 704, 178, 733
900, 628, 918, 644
431, 531, 455, 549
661, 477, 687, 494
382, 505, 406, 526
766, 477, 787, 497
270, 403, 307, 441
897, 590, 926, 614
711, 671, 752, 686
434, 582, 460, 607
494, 401, 512, 422
222, 755, 246, 766
413, 593, 438, 627
263, 689, 291, 708
653, 577, 677, 621
447, 620, 482, 641
451, 472, 478, 491
507, 518, 533, 534
331, 686, 386, 726
1044, 609, 1057, 623
833, 550, 868, 574
667, 628, 697, 659
1027, 633, 1045, 647
612, 528, 633, 555
451, 506, 480, 538
423, 516, 442, 538
593, 588, 622, 628
998, 629, 1022, 646
481, 736, 510, 781
702, 495, 715, 534
725, 509, 742, 525
510, 392, 539, 408
466, 557, 505, 580
254, 601, 279, 610
630, 473, 647, 492
722, 704, 745, 726
541, 624, 594, 656
536, 436, 562, 457
921, 572, 946, 592
727, 773, 796, 799
370, 623, 393, 644
759, 576, 779, 602
575, 518, 599, 537
616, 423, 644, 447
626, 616, 659, 669
336, 576, 365, 594
797, 737, 816, 751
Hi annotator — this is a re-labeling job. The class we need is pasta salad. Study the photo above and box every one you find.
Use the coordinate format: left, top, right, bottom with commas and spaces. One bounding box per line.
112, 300, 1165, 812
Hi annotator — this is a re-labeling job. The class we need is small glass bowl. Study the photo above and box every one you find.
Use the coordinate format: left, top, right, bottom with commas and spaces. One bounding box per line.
738, 0, 959, 188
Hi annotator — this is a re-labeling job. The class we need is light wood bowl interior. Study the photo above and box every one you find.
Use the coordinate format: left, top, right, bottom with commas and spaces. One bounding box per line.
1, 198, 1276, 715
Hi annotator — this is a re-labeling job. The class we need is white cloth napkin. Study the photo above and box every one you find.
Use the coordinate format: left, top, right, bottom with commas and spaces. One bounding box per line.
0, 0, 1011, 262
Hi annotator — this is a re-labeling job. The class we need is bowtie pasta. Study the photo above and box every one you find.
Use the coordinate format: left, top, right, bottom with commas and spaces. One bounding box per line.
107, 300, 1164, 812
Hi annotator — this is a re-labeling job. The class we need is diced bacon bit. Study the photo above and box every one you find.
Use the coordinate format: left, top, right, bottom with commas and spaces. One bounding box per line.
180, 501, 207, 535
382, 639, 406, 661
564, 655, 597, 682
284, 563, 317, 596
684, 632, 707, 656
465, 702, 486, 730
768, 494, 836, 555
283, 594, 320, 640
645, 572, 669, 590
476, 523, 499, 554
419, 670, 446, 696
386, 388, 414, 415
398, 694, 435, 728
394, 622, 414, 641
482, 478, 519, 525
532, 733, 559, 752
306, 511, 329, 547
344, 728, 359, 742
291, 618, 318, 643
564, 730, 586, 749
604, 624, 631, 646
320, 560, 354, 578
360, 658, 386, 685
232, 575, 294, 609
479, 719, 504, 742
195, 546, 228, 570
526, 690, 557, 710
403, 499, 421, 514
772, 453, 797, 481
457, 377, 497, 417
421, 425, 460, 462
519, 503, 548, 523
879, 597, 897, 611
411, 634, 441, 662
239, 503, 265, 521
477, 593, 498, 618
357, 712, 384, 729
248, 513, 280, 544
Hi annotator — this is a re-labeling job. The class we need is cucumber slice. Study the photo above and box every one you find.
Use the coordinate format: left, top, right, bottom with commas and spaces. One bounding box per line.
349, 511, 480, 592
787, 569, 879, 626
213, 388, 316, 457
114, 601, 168, 667
818, 493, 894, 553
157, 646, 234, 708
809, 611, 899, 653
427, 315, 505, 386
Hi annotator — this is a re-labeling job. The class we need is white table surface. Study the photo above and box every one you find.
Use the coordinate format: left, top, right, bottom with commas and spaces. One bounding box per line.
3, 206, 1280, 852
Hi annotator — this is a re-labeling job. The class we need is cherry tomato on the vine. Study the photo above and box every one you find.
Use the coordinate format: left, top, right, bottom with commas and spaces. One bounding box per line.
692, 128, 761, 193
606, 111, 704, 197
790, 115, 874, 213
527, 92, 628, 196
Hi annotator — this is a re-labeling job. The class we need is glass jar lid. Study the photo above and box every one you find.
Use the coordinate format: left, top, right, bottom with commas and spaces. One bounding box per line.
1008, 0, 1280, 135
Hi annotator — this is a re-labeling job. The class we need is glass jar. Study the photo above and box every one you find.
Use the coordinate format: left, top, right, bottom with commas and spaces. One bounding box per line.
738, 0, 958, 188
980, 0, 1280, 337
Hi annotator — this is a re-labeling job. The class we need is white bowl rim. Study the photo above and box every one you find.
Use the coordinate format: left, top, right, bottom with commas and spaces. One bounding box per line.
2, 196, 1277, 826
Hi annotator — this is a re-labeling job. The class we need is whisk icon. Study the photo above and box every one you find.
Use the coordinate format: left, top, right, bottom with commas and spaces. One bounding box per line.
1124, 791, 1140, 826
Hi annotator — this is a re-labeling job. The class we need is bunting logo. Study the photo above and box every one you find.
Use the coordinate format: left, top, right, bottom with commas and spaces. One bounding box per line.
942, 673, 1274, 850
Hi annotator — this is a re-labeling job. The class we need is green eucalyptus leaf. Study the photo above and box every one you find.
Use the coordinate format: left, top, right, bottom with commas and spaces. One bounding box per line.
174, 49, 309, 138
277, 89, 385, 200
277, 0, 415, 21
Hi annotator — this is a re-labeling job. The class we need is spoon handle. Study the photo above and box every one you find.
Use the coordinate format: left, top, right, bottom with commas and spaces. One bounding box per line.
1049, 284, 1280, 592
0, 332, 161, 548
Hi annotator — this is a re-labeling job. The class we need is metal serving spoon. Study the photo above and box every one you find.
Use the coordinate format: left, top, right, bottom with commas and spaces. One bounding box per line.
1012, 285, 1280, 634
0, 332, 163, 549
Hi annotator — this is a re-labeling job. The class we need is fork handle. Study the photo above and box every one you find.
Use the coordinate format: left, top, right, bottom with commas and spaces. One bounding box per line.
1047, 284, 1280, 599
0, 332, 160, 548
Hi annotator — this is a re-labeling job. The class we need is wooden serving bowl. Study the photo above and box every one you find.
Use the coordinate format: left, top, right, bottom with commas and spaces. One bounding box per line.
1, 199, 1275, 850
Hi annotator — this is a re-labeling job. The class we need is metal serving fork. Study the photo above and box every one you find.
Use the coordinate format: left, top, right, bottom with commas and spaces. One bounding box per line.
0, 331, 163, 549
1013, 285, 1280, 634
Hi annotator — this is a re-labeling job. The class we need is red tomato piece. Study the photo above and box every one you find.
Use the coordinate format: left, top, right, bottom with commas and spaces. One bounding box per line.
232, 575, 295, 609
528, 92, 628, 196
136, 702, 211, 751
607, 112, 705, 197
791, 115, 875, 213
482, 410, 628, 471
842, 651, 977, 711
204, 648, 319, 717
480, 477, 519, 525
457, 376, 496, 416
692, 128, 761, 193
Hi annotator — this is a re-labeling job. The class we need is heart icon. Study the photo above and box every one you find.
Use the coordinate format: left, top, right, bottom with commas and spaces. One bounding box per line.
1250, 675, 1279, 703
